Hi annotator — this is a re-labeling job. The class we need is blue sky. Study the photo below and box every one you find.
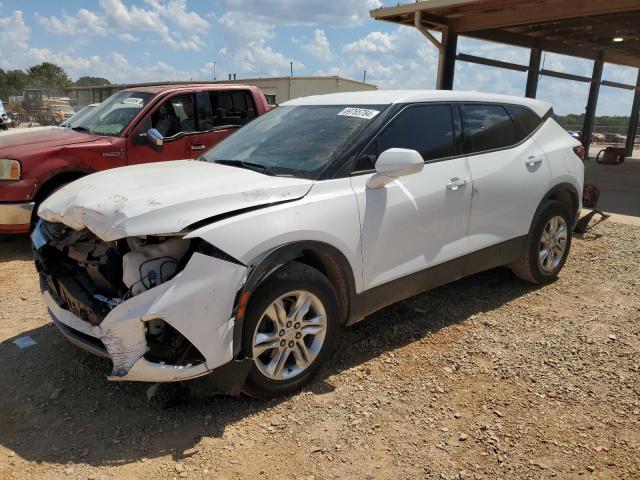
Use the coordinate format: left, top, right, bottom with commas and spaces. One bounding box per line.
0, 0, 637, 115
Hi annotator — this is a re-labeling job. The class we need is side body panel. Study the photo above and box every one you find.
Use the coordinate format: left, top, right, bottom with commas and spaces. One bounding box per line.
349, 159, 472, 290
465, 133, 551, 252
187, 179, 365, 293
534, 119, 584, 208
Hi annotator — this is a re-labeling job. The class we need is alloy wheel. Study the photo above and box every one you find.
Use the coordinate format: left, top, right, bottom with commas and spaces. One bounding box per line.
251, 290, 327, 381
538, 215, 568, 273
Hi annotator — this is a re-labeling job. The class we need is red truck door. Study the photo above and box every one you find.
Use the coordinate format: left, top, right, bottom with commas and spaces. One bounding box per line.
186, 89, 260, 154
126, 93, 195, 164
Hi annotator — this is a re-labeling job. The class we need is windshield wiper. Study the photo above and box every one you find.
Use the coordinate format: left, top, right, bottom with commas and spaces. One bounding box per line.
213, 159, 275, 176
71, 126, 92, 134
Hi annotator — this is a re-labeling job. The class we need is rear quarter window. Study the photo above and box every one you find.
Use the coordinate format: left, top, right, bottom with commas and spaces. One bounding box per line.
506, 105, 543, 141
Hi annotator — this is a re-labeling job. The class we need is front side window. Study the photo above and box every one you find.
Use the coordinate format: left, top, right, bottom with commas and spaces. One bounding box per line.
460, 104, 517, 154
356, 104, 455, 170
70, 91, 154, 136
151, 94, 196, 138
204, 104, 387, 178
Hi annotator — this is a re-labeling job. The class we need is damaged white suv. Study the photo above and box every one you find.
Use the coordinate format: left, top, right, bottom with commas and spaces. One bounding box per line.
33, 91, 584, 398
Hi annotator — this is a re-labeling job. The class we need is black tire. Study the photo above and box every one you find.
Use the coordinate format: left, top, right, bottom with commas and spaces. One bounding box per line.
241, 261, 340, 399
510, 200, 573, 284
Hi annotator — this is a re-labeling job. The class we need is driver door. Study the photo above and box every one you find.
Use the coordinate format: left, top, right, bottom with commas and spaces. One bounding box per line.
349, 103, 472, 291
126, 94, 194, 165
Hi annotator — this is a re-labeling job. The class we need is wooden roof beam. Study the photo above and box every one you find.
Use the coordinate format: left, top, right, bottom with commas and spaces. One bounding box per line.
452, 0, 640, 33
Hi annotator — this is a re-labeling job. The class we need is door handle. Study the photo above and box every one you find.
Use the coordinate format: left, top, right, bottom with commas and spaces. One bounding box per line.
526, 155, 543, 166
446, 178, 468, 191
191, 144, 206, 151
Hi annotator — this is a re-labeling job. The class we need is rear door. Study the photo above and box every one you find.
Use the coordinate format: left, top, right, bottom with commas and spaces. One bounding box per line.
350, 103, 472, 290
461, 103, 550, 252
185, 90, 254, 154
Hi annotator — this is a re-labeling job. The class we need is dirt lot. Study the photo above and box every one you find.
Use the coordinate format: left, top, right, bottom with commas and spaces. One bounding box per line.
0, 221, 638, 480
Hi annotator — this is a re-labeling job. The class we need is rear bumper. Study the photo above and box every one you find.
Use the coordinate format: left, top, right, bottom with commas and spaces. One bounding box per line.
0, 201, 34, 233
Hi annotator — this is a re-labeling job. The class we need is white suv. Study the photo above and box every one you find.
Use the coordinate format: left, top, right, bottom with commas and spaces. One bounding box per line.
34, 90, 584, 398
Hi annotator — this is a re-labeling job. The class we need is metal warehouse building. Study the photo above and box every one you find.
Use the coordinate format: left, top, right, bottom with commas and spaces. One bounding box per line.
63, 76, 377, 107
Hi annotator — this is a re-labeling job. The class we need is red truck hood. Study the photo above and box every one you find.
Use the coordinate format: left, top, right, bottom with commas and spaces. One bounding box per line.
0, 128, 103, 157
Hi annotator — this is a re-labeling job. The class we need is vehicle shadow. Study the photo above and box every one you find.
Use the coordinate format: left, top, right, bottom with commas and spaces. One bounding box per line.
0, 234, 32, 262
0, 266, 542, 467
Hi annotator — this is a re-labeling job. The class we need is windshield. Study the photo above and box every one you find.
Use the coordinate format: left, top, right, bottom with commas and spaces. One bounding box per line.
204, 105, 386, 178
72, 91, 154, 136
61, 104, 97, 128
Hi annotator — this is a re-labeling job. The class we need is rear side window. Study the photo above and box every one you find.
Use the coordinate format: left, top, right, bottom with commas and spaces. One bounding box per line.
506, 105, 543, 141
209, 90, 257, 127
360, 104, 455, 168
460, 104, 517, 154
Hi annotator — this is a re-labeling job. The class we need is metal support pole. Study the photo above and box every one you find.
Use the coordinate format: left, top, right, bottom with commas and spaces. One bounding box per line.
582, 52, 604, 159
625, 69, 640, 158
525, 48, 542, 98
440, 29, 458, 90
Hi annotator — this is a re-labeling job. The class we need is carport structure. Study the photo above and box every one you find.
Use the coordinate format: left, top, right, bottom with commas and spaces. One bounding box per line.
370, 0, 640, 157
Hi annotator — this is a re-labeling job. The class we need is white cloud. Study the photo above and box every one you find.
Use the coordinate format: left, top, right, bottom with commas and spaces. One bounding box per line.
218, 0, 381, 27
0, 10, 29, 58
303, 29, 332, 61
218, 11, 275, 42
144, 0, 208, 31
35, 0, 208, 51
344, 31, 396, 54
322, 26, 439, 88
0, 8, 205, 83
217, 10, 303, 78
118, 32, 139, 42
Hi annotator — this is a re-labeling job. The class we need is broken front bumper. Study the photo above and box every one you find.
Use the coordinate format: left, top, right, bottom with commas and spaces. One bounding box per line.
40, 250, 248, 384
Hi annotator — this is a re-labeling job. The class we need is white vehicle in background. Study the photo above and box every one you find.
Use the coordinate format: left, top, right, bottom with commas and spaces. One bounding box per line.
60, 103, 100, 128
0, 100, 11, 130
33, 90, 584, 399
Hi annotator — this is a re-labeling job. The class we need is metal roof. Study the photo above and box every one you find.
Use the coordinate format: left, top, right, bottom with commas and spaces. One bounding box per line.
371, 0, 640, 67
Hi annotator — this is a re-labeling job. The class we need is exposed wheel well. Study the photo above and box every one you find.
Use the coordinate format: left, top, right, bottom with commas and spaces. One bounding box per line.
245, 243, 355, 327
30, 171, 88, 226
545, 185, 578, 222
34, 171, 87, 204
291, 249, 350, 325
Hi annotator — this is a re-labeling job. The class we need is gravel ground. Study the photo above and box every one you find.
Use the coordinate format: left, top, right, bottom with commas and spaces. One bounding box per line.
0, 220, 638, 480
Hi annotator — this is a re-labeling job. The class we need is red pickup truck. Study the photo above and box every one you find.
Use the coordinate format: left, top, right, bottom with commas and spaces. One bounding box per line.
0, 84, 271, 233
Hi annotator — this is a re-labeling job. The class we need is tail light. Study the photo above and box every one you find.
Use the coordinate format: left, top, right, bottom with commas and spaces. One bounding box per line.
573, 145, 586, 161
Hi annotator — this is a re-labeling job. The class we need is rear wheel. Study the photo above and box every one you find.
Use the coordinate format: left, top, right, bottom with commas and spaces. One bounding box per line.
511, 200, 572, 284
241, 262, 339, 399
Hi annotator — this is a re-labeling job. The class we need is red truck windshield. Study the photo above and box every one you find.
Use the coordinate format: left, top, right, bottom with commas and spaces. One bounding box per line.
71, 91, 154, 136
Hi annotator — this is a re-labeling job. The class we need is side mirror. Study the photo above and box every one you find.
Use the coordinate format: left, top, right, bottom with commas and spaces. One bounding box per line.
366, 148, 424, 189
143, 128, 164, 152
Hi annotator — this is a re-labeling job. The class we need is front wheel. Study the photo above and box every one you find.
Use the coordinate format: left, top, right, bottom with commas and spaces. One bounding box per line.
241, 262, 340, 399
510, 200, 572, 284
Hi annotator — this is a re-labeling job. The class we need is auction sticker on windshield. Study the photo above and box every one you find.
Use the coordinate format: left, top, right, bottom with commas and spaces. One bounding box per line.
122, 98, 144, 105
337, 107, 380, 120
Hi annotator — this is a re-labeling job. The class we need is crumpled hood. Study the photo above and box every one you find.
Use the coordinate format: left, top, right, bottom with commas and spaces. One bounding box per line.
39, 160, 314, 241
0, 128, 103, 156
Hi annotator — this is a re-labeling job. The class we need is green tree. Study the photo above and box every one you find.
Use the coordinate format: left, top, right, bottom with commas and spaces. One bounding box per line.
75, 76, 111, 87
0, 69, 29, 100
26, 62, 71, 90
